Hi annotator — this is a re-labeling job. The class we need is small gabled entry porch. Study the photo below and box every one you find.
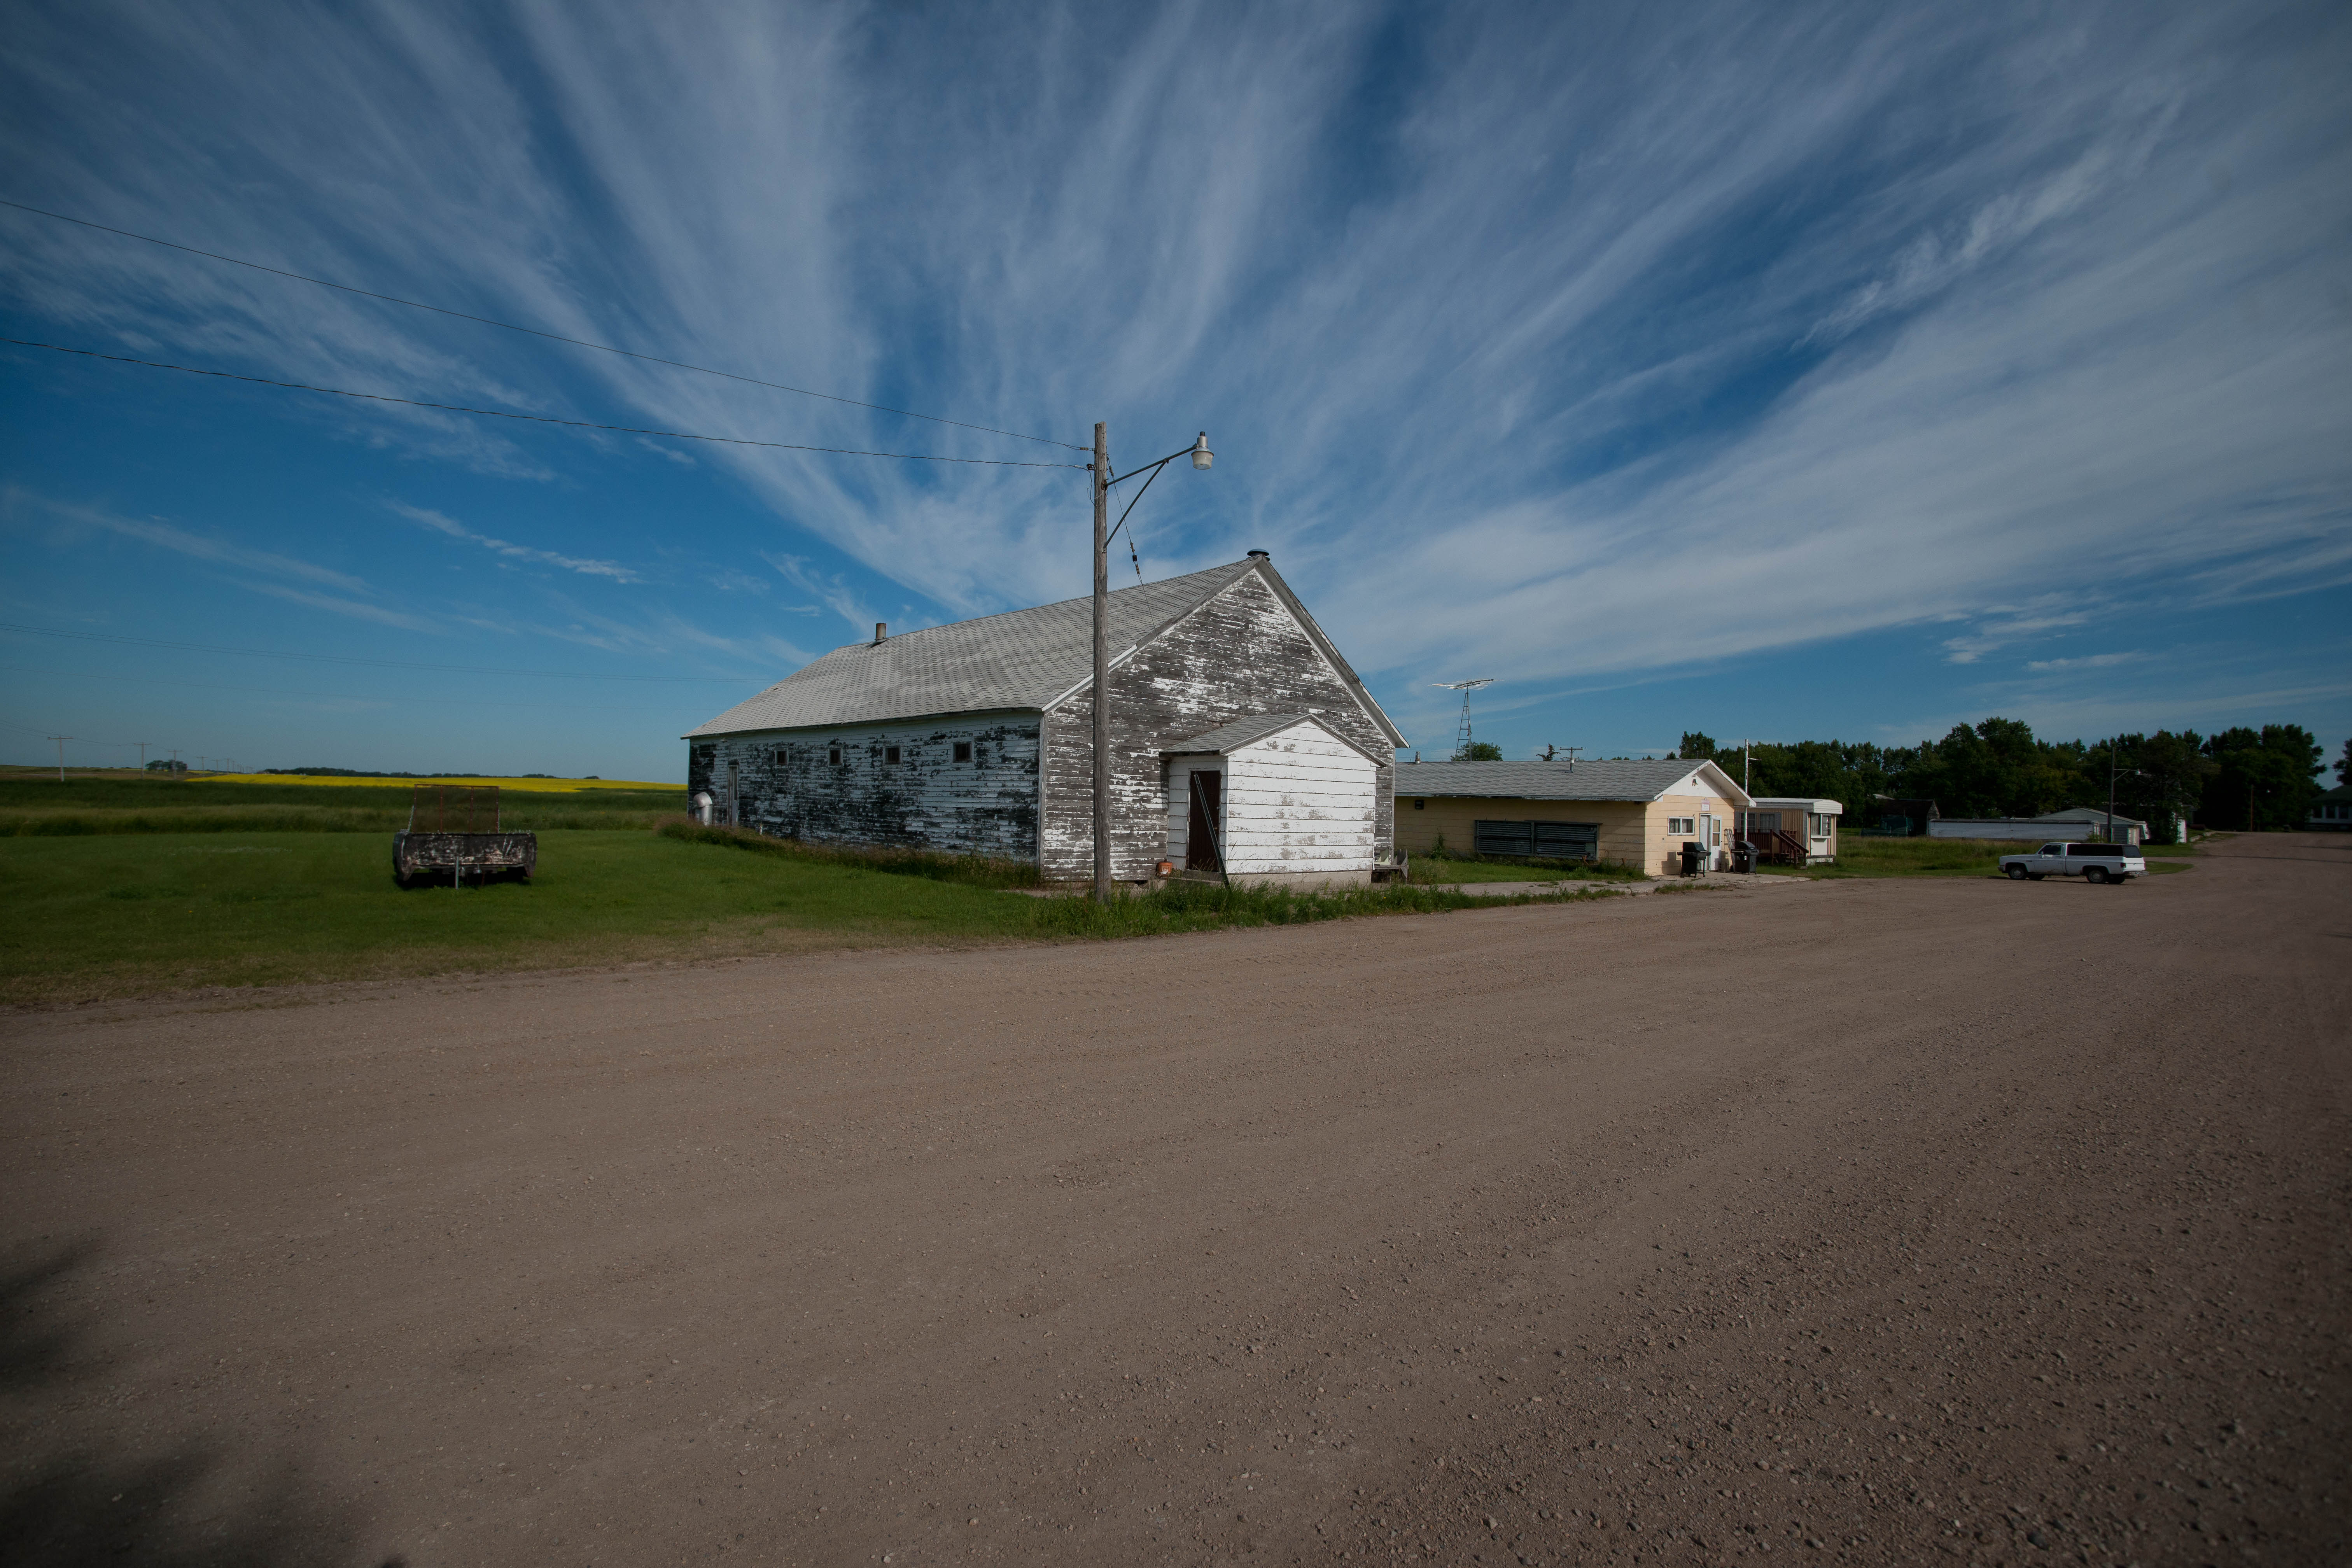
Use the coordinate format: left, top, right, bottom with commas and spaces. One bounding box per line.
1160, 713, 1383, 890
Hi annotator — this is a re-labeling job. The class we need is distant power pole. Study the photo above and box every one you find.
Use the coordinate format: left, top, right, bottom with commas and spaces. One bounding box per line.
46, 735, 72, 782
135, 740, 152, 770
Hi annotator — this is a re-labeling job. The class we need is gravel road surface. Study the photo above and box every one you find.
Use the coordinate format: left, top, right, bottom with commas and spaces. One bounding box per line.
4, 833, 2346, 1566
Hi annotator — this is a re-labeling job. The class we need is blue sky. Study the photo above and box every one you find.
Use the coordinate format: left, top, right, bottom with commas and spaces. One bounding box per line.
3, 1, 2347, 782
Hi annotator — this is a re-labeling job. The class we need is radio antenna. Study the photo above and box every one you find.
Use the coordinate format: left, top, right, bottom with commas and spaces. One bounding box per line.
1432, 679, 1494, 759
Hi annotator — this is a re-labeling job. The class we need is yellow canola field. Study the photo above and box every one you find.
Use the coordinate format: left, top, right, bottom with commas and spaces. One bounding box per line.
199, 774, 679, 793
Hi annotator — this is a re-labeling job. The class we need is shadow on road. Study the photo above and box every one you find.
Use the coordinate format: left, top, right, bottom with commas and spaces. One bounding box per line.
0, 1241, 401, 1568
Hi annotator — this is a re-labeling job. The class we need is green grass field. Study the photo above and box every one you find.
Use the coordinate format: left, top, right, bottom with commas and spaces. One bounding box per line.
0, 824, 1612, 1004
0, 773, 684, 836
1755, 836, 2196, 879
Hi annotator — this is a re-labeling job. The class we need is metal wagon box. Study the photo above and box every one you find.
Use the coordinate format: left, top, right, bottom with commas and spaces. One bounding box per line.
393, 784, 537, 886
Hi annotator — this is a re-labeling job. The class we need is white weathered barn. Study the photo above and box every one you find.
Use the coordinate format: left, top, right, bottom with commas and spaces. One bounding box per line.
684, 554, 1407, 887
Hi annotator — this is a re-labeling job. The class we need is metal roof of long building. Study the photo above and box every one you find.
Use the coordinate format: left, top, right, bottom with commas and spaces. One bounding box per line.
1393, 757, 1749, 804
686, 557, 1403, 742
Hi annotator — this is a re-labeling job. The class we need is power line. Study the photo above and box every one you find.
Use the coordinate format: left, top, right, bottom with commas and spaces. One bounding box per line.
0, 196, 1088, 452
4, 339, 1087, 470
0, 621, 750, 683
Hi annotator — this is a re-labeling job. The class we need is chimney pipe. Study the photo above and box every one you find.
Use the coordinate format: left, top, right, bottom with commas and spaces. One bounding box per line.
873, 622, 887, 645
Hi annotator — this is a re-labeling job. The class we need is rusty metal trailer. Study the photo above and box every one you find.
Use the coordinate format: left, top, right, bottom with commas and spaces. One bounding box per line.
393, 784, 536, 887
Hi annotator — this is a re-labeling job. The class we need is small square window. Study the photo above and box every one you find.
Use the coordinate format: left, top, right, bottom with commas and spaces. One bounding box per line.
773, 746, 790, 767
953, 741, 973, 763
1412, 798, 1425, 809
884, 745, 901, 765
827, 745, 842, 766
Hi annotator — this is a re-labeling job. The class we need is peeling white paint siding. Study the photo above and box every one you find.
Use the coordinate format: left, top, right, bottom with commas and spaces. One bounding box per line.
1040, 573, 1396, 880
689, 715, 1040, 858
1220, 725, 1377, 874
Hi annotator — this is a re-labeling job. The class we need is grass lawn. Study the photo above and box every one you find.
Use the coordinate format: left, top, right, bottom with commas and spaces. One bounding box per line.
0, 827, 1612, 1004
1755, 836, 2196, 879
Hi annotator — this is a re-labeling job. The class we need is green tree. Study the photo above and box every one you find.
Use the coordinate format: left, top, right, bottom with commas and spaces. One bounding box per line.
2202, 725, 2324, 830
1677, 732, 1718, 761
2085, 731, 2212, 842
2336, 736, 2351, 787
1454, 740, 1502, 761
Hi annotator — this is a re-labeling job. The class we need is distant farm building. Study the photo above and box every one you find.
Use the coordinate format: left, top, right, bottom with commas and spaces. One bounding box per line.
1928, 807, 2151, 846
1392, 758, 1753, 875
683, 555, 1405, 887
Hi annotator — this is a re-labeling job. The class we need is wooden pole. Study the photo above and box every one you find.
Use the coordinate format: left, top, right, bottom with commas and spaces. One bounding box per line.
1092, 422, 1112, 903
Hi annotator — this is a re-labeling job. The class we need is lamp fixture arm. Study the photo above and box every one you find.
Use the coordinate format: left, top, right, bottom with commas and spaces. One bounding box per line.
1107, 460, 1165, 548
1104, 446, 1198, 488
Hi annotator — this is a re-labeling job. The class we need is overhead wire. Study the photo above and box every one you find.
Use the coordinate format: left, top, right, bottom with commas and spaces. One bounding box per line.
0, 196, 1088, 452
4, 339, 1087, 469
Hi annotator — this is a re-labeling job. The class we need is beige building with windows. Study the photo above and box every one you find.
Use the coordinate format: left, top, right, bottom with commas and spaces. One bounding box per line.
1392, 758, 1754, 875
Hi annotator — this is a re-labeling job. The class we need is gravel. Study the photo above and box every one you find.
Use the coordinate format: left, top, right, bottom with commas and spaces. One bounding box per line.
2, 832, 2345, 1566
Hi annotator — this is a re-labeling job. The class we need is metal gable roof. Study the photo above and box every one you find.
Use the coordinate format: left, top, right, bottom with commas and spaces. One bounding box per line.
1392, 758, 1751, 805
685, 557, 1403, 742
1164, 711, 1386, 764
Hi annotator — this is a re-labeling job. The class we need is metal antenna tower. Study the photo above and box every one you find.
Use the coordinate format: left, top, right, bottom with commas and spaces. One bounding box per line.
1432, 679, 1493, 758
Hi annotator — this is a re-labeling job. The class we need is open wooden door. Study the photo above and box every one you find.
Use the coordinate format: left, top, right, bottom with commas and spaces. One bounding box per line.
1186, 768, 1224, 872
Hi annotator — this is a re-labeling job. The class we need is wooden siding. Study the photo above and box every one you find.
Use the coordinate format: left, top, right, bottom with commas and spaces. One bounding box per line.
687, 713, 1040, 859
1216, 724, 1377, 874
1040, 572, 1395, 880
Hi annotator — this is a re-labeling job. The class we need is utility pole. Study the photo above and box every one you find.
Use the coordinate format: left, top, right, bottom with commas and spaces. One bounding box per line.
47, 735, 71, 782
1092, 422, 1111, 905
135, 740, 151, 770
2107, 741, 2117, 844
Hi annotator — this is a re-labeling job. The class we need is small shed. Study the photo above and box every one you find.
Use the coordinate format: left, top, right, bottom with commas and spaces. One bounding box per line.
1866, 796, 1940, 837
1162, 713, 1383, 887
1741, 798, 1843, 864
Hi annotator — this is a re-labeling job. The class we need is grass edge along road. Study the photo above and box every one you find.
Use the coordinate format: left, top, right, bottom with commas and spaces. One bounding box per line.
1753, 835, 2199, 878
0, 822, 1615, 1006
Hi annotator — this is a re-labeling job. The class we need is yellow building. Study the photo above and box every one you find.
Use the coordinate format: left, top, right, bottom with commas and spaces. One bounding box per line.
1392, 757, 1754, 875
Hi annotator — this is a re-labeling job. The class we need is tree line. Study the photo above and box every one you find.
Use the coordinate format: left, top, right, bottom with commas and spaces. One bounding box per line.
1665, 721, 2345, 836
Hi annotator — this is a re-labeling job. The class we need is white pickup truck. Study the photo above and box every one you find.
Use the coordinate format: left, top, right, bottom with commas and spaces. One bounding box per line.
1999, 840, 2147, 884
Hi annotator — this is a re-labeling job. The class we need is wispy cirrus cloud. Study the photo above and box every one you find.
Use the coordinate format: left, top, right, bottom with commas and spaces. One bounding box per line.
1, 2, 2345, 772
388, 502, 641, 582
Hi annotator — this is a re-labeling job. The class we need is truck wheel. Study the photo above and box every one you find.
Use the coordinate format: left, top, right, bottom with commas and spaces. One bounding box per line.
2005, 864, 2028, 880
2084, 865, 2109, 884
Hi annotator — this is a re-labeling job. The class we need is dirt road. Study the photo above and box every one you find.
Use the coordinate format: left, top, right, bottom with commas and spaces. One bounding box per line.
4, 835, 2347, 1566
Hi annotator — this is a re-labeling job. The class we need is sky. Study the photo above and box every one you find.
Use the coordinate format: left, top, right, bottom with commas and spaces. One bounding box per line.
3, 0, 2347, 783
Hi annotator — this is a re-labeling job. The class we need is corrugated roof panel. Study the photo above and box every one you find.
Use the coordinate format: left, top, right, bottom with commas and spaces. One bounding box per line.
686, 561, 1255, 737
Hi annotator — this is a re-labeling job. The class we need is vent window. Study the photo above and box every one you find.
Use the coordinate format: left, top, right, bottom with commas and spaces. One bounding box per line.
954, 741, 973, 763
884, 745, 902, 765
827, 745, 842, 766
772, 746, 789, 767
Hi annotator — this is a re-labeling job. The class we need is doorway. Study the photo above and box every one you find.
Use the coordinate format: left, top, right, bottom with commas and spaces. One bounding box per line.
725, 759, 740, 827
1186, 768, 1224, 872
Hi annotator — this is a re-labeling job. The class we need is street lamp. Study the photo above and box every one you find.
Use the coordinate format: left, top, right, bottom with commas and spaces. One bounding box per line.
1090, 424, 1213, 903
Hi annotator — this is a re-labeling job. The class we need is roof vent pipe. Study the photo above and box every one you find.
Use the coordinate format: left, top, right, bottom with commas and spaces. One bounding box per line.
1246, 549, 1269, 560
873, 622, 887, 645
